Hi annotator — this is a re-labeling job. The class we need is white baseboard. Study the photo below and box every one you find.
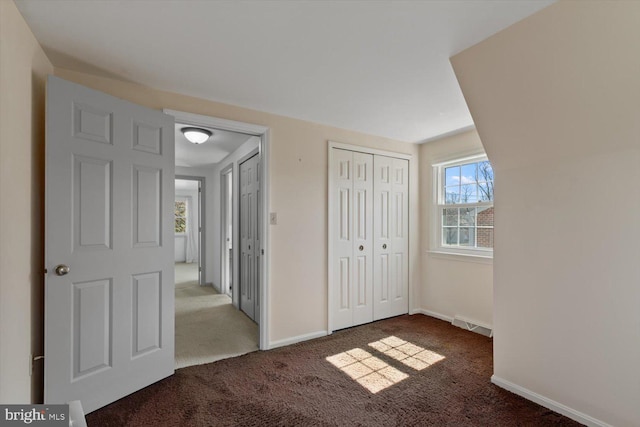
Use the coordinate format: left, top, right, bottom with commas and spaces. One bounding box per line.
267, 330, 328, 350
491, 375, 612, 427
409, 308, 454, 323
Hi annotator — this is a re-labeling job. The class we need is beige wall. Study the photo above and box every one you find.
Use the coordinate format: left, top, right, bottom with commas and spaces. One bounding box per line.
419, 130, 493, 327
0, 0, 53, 403
452, 2, 640, 425
54, 68, 420, 346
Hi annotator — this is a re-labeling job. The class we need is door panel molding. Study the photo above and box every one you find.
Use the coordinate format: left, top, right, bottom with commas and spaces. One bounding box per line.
46, 76, 175, 412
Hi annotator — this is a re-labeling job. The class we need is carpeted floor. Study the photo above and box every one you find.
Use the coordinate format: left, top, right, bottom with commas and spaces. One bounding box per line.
88, 315, 581, 426
175, 262, 200, 287
175, 282, 259, 369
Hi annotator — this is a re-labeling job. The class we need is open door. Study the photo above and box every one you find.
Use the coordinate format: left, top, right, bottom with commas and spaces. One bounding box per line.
45, 76, 175, 412
239, 153, 259, 322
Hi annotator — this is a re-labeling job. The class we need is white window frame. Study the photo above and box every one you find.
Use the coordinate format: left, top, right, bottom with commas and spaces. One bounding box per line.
432, 154, 493, 259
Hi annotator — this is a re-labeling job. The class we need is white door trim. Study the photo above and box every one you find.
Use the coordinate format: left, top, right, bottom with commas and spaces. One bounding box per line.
328, 141, 413, 334
329, 141, 412, 161
219, 165, 233, 297
164, 109, 270, 350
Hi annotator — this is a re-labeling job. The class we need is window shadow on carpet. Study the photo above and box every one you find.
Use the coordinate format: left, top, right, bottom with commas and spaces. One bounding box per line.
326, 335, 445, 394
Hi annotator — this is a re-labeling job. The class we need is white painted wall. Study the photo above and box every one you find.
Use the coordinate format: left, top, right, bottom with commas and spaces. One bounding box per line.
0, 0, 53, 403
452, 2, 640, 425
419, 130, 493, 327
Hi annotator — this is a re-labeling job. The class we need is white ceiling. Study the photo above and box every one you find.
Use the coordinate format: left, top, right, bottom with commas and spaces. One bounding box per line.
175, 123, 253, 168
175, 179, 199, 192
16, 0, 554, 143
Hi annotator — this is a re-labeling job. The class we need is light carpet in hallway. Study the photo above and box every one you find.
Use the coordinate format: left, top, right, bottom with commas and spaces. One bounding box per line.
175, 265, 258, 369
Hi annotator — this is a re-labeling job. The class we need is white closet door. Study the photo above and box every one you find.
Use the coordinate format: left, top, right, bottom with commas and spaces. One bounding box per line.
331, 149, 373, 330
373, 156, 409, 320
331, 149, 355, 330
352, 152, 374, 326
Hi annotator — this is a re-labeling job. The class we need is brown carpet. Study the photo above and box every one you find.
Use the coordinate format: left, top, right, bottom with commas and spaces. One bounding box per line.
87, 315, 582, 426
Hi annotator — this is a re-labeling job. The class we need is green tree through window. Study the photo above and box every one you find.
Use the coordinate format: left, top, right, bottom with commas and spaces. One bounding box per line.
175, 201, 186, 233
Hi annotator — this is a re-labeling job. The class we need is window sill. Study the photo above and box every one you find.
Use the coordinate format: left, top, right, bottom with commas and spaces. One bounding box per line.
428, 250, 493, 265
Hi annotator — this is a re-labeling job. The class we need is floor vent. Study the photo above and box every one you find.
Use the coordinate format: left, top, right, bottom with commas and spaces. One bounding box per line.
452, 315, 493, 338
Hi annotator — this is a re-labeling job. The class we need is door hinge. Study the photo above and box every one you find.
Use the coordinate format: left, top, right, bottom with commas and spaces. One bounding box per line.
30, 355, 44, 376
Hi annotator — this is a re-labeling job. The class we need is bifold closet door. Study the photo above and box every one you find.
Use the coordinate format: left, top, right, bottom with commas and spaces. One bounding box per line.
331, 149, 373, 330
373, 156, 409, 320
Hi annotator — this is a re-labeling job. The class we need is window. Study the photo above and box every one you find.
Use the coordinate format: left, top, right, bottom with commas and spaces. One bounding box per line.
436, 156, 494, 255
175, 200, 187, 233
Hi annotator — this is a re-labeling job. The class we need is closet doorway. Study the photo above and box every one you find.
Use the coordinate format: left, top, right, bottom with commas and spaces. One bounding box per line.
328, 142, 411, 332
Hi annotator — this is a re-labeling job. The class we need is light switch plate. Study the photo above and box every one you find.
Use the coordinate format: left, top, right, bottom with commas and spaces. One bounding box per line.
270, 212, 277, 225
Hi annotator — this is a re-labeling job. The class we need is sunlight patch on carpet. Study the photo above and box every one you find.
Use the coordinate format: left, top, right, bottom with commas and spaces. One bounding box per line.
327, 336, 446, 394
368, 336, 445, 371
326, 348, 408, 393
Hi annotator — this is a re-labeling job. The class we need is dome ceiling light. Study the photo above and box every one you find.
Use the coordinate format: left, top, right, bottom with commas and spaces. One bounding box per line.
181, 127, 213, 144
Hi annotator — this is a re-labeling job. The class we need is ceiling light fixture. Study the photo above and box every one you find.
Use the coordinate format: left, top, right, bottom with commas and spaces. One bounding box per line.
181, 127, 212, 144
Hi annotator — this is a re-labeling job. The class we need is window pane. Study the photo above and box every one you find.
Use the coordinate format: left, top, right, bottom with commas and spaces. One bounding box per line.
460, 208, 475, 226
478, 161, 493, 182
443, 228, 458, 245
460, 184, 477, 203
478, 182, 493, 201
477, 228, 494, 248
445, 186, 460, 204
477, 206, 494, 227
443, 208, 458, 226
460, 163, 477, 185
459, 228, 475, 246
175, 201, 186, 215
445, 166, 460, 187
175, 217, 186, 233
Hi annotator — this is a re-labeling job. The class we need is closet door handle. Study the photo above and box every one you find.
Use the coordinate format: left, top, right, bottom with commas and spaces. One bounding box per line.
382, 244, 387, 250
358, 245, 364, 251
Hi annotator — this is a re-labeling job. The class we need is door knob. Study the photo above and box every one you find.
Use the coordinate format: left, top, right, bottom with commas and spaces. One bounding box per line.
55, 265, 70, 276
382, 244, 387, 249
358, 245, 364, 251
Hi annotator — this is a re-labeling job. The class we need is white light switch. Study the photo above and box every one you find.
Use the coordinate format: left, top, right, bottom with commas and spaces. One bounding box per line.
270, 212, 277, 225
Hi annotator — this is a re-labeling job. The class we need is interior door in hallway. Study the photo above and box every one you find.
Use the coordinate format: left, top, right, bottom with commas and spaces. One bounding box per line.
45, 76, 175, 412
240, 153, 259, 322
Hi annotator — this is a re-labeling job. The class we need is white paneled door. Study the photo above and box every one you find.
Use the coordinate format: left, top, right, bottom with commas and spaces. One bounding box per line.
330, 149, 374, 330
373, 155, 409, 321
240, 153, 260, 322
330, 147, 409, 331
45, 76, 175, 413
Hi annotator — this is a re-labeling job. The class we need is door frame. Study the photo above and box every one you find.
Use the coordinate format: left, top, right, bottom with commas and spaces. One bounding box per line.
175, 175, 206, 286
220, 165, 233, 297
165, 109, 270, 350
327, 141, 413, 334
